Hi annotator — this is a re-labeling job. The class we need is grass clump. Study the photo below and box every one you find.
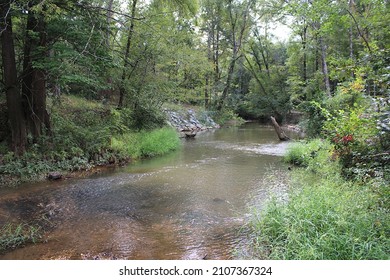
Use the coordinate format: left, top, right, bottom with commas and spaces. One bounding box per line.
0, 223, 42, 253
139, 127, 180, 157
110, 127, 180, 159
249, 140, 390, 260
284, 139, 331, 167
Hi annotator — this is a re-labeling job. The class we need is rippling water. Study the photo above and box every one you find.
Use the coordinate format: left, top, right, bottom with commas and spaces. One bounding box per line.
0, 123, 291, 259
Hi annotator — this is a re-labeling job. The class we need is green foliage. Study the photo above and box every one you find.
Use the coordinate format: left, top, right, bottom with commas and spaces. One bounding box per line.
130, 104, 168, 131
110, 133, 142, 160
297, 99, 329, 137
111, 127, 180, 159
284, 139, 332, 169
250, 141, 390, 260
0, 223, 42, 253
0, 96, 180, 187
139, 127, 181, 157
322, 105, 385, 179
210, 108, 244, 126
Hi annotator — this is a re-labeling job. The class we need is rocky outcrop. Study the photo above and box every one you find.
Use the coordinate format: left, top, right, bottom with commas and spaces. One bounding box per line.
165, 108, 219, 137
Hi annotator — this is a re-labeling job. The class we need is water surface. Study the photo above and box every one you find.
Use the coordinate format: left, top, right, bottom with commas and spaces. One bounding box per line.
0, 123, 289, 259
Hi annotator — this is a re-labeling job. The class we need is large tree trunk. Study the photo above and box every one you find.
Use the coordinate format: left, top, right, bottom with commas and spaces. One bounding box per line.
1, 1, 27, 155
22, 3, 50, 139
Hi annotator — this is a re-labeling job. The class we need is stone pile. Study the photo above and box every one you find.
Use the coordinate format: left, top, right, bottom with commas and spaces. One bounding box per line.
165, 108, 219, 137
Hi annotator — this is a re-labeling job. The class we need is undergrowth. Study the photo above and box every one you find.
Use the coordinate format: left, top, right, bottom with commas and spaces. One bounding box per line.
0, 95, 181, 187
249, 139, 389, 260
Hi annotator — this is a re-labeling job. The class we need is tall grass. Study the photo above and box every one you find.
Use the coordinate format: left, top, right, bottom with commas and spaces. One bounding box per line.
0, 223, 41, 253
110, 127, 180, 159
250, 140, 390, 260
139, 127, 181, 157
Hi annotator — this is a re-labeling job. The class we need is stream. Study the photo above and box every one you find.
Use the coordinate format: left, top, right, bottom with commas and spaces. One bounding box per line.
0, 123, 291, 260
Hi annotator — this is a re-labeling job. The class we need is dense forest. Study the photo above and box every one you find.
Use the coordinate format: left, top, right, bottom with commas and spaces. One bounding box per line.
1, 0, 389, 157
0, 0, 389, 259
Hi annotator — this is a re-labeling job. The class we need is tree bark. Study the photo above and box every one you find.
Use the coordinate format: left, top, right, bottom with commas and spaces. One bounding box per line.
319, 36, 331, 97
270, 116, 289, 141
301, 23, 308, 84
118, 0, 138, 108
1, 1, 27, 155
22, 3, 50, 139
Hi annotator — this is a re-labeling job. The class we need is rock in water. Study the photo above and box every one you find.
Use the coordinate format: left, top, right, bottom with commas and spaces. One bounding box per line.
47, 172, 63, 180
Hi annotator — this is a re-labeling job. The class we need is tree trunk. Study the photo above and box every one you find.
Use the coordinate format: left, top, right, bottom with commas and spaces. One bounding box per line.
22, 3, 50, 139
118, 0, 138, 108
218, 56, 236, 110
319, 36, 331, 97
212, 25, 218, 82
270, 116, 290, 141
302, 24, 308, 84
1, 1, 27, 155
217, 1, 249, 110
105, 0, 114, 47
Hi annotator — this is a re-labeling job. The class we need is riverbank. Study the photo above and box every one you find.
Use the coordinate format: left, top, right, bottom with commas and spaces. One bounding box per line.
247, 139, 389, 260
0, 96, 220, 189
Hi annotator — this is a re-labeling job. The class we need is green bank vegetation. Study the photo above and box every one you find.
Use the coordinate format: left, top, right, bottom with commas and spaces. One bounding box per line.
249, 93, 389, 260
0, 95, 180, 187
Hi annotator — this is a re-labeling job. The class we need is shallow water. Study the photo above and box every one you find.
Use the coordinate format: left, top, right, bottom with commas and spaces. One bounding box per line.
0, 123, 290, 259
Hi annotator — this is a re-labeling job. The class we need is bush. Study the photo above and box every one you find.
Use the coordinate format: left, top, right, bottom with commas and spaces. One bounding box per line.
284, 139, 331, 168
322, 106, 387, 180
297, 100, 328, 137
110, 133, 142, 159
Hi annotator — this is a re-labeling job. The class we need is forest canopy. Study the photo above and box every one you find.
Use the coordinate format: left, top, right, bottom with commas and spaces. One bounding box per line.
0, 0, 389, 156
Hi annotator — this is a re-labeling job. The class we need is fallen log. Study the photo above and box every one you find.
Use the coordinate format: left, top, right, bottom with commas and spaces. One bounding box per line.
270, 116, 290, 141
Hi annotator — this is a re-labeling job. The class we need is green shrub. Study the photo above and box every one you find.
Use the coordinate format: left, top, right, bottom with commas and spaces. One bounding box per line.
297, 100, 328, 137
110, 133, 142, 159
211, 108, 244, 126
284, 139, 331, 168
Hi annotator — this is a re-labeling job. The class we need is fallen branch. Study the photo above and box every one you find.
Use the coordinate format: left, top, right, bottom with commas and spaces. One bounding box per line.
270, 116, 290, 141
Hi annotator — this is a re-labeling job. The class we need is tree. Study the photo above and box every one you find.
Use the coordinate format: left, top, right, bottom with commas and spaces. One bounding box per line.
22, 1, 51, 140
0, 0, 27, 155
118, 0, 138, 108
217, 0, 253, 110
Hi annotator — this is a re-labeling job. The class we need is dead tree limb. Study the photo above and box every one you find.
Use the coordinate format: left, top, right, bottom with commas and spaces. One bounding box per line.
270, 116, 290, 141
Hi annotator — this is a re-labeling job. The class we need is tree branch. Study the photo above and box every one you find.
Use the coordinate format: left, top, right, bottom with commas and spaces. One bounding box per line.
75, 3, 145, 21
346, 9, 372, 53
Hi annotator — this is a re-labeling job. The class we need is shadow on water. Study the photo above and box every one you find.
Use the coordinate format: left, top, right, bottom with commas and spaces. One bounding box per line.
0, 123, 290, 259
